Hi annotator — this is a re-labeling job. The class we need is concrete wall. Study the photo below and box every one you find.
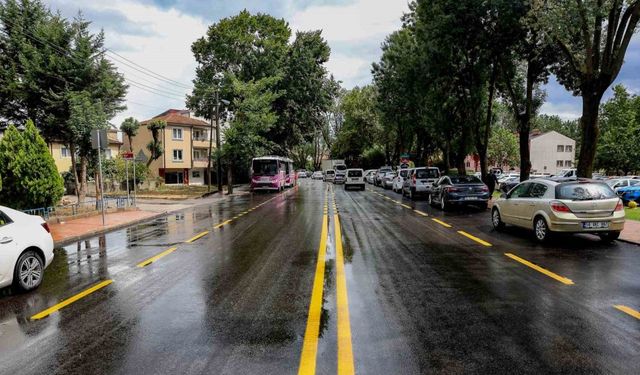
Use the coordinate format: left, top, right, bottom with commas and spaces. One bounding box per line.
530, 131, 576, 175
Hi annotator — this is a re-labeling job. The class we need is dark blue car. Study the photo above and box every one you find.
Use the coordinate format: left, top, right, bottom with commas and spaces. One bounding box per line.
617, 185, 640, 204
428, 175, 490, 210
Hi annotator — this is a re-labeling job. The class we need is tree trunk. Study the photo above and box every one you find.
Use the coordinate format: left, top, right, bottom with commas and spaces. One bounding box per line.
70, 144, 80, 198
78, 156, 88, 203
443, 138, 451, 172
479, 64, 497, 182
518, 119, 532, 181
227, 165, 233, 194
577, 93, 603, 178
128, 135, 133, 152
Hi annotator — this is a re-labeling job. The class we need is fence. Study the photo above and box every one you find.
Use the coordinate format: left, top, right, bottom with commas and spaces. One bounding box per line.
23, 196, 134, 220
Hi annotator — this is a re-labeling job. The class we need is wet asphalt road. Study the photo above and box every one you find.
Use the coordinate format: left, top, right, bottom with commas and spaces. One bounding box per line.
0, 180, 639, 375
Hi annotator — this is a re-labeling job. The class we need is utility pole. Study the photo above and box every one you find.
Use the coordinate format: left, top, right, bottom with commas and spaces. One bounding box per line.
215, 89, 223, 194
207, 102, 215, 193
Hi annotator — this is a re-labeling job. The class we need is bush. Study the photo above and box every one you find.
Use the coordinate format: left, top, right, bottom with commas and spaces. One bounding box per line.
0, 121, 64, 209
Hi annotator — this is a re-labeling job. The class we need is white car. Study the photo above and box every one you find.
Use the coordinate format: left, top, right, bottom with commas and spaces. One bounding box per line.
311, 171, 323, 180
392, 168, 410, 193
345, 168, 365, 190
324, 169, 335, 183
606, 178, 640, 192
0, 206, 54, 291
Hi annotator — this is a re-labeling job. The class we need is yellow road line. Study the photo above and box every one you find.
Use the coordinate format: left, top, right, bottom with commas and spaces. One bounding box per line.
136, 247, 178, 267
214, 220, 232, 229
431, 218, 452, 228
400, 203, 412, 209
185, 231, 209, 243
334, 214, 355, 375
457, 231, 492, 247
614, 305, 640, 320
297, 213, 329, 375
414, 209, 428, 217
31, 280, 113, 320
504, 253, 574, 285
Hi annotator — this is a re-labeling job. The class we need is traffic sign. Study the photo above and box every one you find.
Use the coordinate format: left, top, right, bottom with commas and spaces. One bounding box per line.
122, 151, 134, 160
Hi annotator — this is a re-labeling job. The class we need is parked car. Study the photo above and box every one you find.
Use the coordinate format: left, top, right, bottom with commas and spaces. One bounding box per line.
382, 171, 396, 189
491, 179, 625, 242
617, 185, 640, 204
429, 175, 490, 210
606, 178, 640, 192
324, 169, 335, 183
334, 172, 346, 184
498, 176, 520, 193
374, 166, 393, 186
404, 167, 441, 200
297, 169, 308, 178
366, 170, 377, 184
392, 168, 410, 193
363, 169, 376, 184
549, 168, 577, 181
312, 171, 323, 180
0, 206, 54, 291
345, 168, 365, 190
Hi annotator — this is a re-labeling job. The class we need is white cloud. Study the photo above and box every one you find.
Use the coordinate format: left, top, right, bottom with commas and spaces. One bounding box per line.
325, 54, 371, 86
539, 102, 581, 120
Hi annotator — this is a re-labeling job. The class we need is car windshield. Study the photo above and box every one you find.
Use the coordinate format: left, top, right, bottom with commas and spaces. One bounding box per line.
253, 160, 278, 176
605, 179, 620, 187
449, 175, 482, 184
347, 170, 362, 177
335, 165, 347, 171
416, 169, 439, 179
326, 170, 335, 175
556, 182, 616, 200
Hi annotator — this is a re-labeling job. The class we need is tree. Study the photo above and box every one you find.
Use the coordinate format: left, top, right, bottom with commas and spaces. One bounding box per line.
0, 121, 64, 209
146, 119, 166, 167
120, 117, 140, 152
596, 84, 640, 174
222, 76, 280, 194
540, 0, 640, 177
488, 127, 520, 168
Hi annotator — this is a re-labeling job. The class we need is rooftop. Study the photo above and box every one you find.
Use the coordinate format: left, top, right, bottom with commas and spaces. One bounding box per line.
141, 109, 209, 127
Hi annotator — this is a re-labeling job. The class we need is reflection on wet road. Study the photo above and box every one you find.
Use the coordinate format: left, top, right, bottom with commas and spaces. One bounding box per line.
0, 180, 639, 374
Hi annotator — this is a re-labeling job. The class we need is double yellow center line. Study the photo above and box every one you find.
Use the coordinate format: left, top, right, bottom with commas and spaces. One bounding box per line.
299, 190, 355, 375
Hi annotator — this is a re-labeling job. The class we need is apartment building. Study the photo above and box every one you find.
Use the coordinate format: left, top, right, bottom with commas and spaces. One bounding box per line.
465, 130, 576, 175
125, 109, 214, 185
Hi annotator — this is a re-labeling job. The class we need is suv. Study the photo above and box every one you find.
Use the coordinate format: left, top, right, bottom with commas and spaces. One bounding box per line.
403, 167, 440, 200
345, 169, 365, 190
324, 169, 335, 182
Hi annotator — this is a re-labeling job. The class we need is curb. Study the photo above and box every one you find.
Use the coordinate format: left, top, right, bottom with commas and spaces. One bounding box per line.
618, 237, 640, 246
53, 211, 168, 247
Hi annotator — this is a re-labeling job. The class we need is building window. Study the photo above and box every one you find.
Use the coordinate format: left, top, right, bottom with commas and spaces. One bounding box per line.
565, 160, 572, 167
193, 129, 206, 141
193, 149, 205, 160
173, 149, 183, 162
172, 128, 183, 140
556, 160, 564, 167
566, 145, 573, 152
61, 147, 71, 158
465, 161, 471, 167
192, 170, 201, 178
557, 145, 565, 152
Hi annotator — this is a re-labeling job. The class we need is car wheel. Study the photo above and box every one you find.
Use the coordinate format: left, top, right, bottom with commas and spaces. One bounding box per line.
533, 216, 550, 242
13, 250, 44, 292
598, 231, 620, 243
491, 208, 505, 231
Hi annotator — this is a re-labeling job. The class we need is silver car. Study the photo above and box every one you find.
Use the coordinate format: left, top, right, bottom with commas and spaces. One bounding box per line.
403, 167, 441, 200
491, 179, 625, 242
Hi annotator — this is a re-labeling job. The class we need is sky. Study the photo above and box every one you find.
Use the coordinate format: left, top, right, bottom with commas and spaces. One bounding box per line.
44, 0, 640, 126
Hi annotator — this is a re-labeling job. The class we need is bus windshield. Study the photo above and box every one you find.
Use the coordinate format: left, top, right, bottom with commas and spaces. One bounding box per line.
253, 160, 278, 176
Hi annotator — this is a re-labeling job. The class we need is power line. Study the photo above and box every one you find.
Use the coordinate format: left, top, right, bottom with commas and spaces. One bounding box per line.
0, 18, 188, 103
105, 49, 193, 90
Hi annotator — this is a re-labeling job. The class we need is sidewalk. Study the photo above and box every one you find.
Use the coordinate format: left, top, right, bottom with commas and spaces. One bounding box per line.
50, 210, 164, 247
620, 219, 640, 245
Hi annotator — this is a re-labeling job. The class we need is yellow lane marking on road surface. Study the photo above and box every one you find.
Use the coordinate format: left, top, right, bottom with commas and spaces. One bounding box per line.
400, 203, 412, 209
431, 218, 452, 228
414, 209, 428, 217
136, 247, 178, 268
213, 220, 232, 229
614, 305, 640, 320
298, 208, 329, 375
457, 231, 492, 247
504, 253, 574, 285
334, 213, 355, 375
185, 231, 209, 243
31, 280, 113, 320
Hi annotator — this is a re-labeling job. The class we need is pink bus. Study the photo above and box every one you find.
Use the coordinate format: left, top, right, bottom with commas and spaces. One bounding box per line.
250, 156, 295, 192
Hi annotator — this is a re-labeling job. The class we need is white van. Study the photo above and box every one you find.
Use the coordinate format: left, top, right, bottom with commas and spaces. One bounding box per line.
324, 169, 335, 182
345, 169, 365, 190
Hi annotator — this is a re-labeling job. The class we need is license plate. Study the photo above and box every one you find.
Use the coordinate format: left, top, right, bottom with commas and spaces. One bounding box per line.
260, 177, 270, 182
582, 221, 609, 229
463, 196, 478, 200
350, 178, 357, 181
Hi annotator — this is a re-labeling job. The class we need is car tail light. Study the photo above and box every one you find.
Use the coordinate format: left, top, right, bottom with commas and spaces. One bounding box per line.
615, 199, 624, 211
550, 201, 571, 213
41, 222, 51, 233
481, 186, 489, 192
446, 187, 459, 192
